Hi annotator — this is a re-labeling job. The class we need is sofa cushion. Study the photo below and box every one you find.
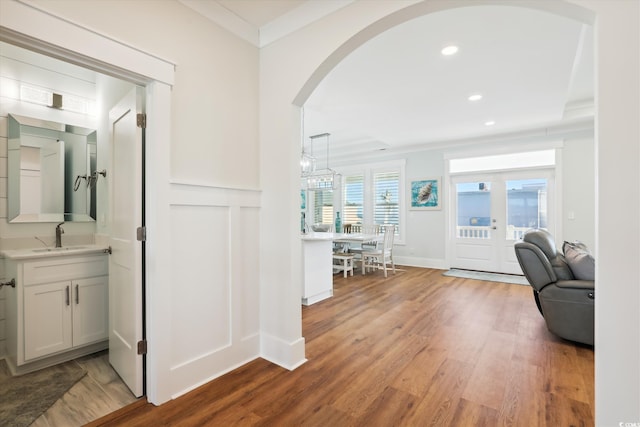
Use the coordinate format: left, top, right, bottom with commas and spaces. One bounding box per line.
563, 241, 595, 280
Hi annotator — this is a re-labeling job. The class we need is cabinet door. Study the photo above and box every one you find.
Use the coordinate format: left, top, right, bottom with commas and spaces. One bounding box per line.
73, 276, 109, 347
24, 281, 72, 360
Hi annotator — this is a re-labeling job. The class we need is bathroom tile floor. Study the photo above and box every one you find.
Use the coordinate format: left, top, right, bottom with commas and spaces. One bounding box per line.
27, 350, 138, 427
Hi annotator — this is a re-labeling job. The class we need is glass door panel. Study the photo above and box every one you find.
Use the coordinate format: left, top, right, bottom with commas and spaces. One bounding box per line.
505, 178, 548, 240
456, 182, 492, 240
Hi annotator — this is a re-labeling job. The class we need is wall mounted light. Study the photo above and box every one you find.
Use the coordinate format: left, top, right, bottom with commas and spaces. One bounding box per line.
20, 84, 91, 114
20, 84, 52, 106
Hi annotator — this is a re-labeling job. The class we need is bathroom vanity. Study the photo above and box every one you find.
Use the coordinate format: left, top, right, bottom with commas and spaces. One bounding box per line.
2, 246, 109, 375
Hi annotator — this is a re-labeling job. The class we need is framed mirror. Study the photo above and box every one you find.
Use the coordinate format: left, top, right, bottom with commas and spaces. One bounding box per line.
8, 114, 97, 223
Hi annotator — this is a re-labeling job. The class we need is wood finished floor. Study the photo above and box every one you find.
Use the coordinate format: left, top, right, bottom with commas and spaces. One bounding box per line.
29, 350, 138, 427
89, 266, 594, 426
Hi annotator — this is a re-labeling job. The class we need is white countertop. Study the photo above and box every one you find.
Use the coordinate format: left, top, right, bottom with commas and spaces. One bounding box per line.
301, 232, 381, 242
1, 244, 110, 260
301, 232, 339, 241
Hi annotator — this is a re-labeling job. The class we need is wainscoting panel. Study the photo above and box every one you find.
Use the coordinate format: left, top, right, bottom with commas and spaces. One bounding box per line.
169, 204, 231, 368
167, 182, 261, 396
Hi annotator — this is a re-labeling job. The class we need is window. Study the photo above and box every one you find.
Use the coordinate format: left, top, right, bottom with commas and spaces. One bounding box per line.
313, 190, 333, 225
337, 161, 405, 243
374, 171, 399, 228
343, 175, 364, 224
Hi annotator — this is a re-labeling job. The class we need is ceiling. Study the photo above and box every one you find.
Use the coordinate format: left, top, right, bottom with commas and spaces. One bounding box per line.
184, 1, 594, 161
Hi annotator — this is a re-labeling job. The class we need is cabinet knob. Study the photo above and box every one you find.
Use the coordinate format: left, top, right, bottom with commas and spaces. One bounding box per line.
0, 278, 16, 289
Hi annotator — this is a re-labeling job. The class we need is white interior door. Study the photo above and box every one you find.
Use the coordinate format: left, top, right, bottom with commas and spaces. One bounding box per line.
108, 87, 144, 397
450, 170, 554, 274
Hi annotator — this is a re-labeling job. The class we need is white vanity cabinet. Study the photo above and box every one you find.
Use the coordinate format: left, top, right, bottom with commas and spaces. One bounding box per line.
24, 275, 108, 360
4, 250, 109, 375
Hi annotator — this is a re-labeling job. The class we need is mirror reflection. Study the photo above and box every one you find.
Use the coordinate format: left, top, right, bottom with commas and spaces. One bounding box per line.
8, 114, 98, 223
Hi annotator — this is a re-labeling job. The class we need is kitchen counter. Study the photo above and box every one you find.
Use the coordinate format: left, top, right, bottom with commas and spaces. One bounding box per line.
301, 234, 333, 305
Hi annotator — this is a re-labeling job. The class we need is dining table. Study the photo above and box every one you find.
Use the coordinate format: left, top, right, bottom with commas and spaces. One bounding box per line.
300, 232, 382, 305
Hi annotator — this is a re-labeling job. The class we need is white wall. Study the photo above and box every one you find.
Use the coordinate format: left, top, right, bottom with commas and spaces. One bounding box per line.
20, 0, 260, 190
585, 0, 640, 423
561, 136, 596, 249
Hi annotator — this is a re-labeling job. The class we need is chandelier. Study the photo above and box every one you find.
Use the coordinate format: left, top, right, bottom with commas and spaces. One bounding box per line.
301, 132, 339, 191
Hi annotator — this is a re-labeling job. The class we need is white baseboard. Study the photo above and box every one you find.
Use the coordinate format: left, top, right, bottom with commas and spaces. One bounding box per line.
394, 256, 447, 270
260, 333, 307, 371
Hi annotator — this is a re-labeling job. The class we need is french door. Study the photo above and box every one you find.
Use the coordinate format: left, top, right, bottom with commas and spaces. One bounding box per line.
449, 169, 554, 274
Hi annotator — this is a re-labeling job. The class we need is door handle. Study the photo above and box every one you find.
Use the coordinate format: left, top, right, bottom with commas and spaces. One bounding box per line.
65, 285, 70, 306
76, 284, 79, 304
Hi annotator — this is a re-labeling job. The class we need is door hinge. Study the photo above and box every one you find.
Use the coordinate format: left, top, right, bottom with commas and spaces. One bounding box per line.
136, 113, 146, 129
136, 226, 146, 242
137, 340, 147, 355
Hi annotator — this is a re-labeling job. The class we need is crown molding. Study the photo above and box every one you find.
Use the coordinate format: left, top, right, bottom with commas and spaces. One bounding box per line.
179, 0, 355, 48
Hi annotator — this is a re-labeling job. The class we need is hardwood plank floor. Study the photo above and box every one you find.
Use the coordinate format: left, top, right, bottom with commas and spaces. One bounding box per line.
88, 266, 594, 426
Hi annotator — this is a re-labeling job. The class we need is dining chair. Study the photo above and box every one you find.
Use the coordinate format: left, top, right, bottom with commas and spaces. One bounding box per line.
361, 224, 396, 277
348, 224, 380, 269
360, 224, 380, 250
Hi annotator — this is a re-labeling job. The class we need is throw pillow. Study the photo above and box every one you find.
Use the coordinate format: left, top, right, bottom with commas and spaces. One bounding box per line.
563, 241, 595, 280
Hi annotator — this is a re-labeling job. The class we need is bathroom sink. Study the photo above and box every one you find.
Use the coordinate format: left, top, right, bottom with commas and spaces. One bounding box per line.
32, 246, 87, 253
1, 245, 105, 260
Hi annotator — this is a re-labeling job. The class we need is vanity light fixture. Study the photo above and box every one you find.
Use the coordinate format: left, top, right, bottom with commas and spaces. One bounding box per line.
20, 84, 91, 114
468, 94, 483, 102
20, 84, 53, 106
441, 45, 459, 56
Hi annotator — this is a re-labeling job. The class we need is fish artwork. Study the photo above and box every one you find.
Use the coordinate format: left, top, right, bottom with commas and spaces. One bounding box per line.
417, 182, 433, 203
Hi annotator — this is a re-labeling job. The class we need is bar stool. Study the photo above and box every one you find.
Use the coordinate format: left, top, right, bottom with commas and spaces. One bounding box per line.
332, 252, 355, 278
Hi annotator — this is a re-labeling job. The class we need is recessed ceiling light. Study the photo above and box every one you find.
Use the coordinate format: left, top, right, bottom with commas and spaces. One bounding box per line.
468, 94, 483, 102
485, 120, 496, 126
441, 45, 459, 56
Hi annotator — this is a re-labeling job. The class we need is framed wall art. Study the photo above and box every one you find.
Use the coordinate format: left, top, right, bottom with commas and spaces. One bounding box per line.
409, 177, 441, 210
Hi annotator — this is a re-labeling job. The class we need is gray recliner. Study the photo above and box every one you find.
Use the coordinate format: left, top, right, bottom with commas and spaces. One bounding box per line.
514, 229, 594, 346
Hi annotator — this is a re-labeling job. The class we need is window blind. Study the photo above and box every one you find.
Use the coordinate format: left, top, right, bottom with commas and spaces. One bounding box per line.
374, 171, 399, 228
343, 174, 364, 225
313, 190, 333, 225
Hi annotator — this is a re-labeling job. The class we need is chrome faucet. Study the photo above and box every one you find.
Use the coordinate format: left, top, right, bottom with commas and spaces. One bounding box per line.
55, 222, 64, 248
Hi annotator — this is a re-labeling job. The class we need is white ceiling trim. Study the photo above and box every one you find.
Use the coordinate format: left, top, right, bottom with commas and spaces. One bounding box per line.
178, 0, 260, 46
179, 0, 355, 48
259, 0, 355, 47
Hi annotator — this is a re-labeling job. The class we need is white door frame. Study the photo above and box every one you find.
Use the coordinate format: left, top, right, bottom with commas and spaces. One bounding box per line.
0, 2, 174, 404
